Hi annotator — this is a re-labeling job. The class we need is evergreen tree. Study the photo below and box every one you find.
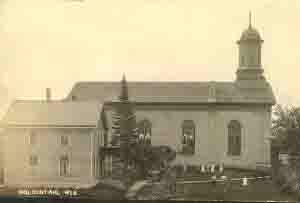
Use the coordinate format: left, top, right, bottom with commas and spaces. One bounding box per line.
119, 75, 129, 101
111, 110, 121, 146
113, 75, 138, 170
112, 76, 177, 183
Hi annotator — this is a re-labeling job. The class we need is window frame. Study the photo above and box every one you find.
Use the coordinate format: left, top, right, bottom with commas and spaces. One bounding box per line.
250, 55, 255, 66
181, 120, 196, 155
59, 155, 70, 177
29, 155, 39, 166
61, 134, 69, 146
227, 120, 242, 157
138, 119, 152, 144
29, 130, 37, 145
241, 55, 245, 66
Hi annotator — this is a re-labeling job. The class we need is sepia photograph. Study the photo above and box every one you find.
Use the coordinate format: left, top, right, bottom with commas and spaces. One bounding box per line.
0, 0, 299, 202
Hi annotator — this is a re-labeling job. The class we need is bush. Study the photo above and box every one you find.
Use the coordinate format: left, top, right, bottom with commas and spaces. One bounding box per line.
272, 163, 300, 200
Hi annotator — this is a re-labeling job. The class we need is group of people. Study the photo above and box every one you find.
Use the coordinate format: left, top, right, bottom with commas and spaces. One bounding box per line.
199, 163, 224, 174
180, 161, 224, 175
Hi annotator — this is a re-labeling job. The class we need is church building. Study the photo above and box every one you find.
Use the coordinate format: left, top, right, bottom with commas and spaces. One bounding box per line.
66, 17, 276, 170
0, 15, 276, 188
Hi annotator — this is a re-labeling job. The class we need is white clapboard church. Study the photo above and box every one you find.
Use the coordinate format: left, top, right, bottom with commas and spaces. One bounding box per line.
0, 15, 275, 188
66, 17, 276, 169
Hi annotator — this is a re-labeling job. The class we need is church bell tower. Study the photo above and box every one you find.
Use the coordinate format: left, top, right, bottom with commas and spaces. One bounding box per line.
236, 12, 265, 82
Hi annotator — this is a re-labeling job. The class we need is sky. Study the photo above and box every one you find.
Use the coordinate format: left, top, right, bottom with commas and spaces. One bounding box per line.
0, 0, 299, 116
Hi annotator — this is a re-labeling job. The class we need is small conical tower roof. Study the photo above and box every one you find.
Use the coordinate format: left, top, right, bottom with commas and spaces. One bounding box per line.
238, 11, 263, 43
119, 74, 129, 101
236, 12, 266, 82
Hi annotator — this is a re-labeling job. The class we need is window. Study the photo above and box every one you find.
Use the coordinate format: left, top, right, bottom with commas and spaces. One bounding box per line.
228, 120, 242, 156
138, 120, 152, 144
250, 55, 255, 65
60, 155, 70, 176
29, 155, 38, 166
258, 47, 261, 65
241, 56, 245, 66
29, 131, 37, 145
71, 95, 77, 101
61, 135, 69, 146
182, 120, 195, 154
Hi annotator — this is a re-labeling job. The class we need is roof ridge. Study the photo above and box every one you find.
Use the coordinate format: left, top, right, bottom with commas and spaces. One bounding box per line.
75, 81, 233, 83
73, 81, 235, 89
13, 100, 65, 104
13, 99, 101, 103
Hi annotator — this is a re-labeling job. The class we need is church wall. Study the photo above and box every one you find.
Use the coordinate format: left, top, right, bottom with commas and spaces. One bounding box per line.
216, 107, 271, 168
0, 134, 4, 183
3, 128, 99, 188
105, 104, 271, 169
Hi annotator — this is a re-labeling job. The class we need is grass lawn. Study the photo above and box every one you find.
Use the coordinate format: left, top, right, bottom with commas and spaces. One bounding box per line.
79, 185, 125, 200
175, 179, 297, 201
173, 168, 299, 201
176, 166, 268, 180
0, 168, 296, 201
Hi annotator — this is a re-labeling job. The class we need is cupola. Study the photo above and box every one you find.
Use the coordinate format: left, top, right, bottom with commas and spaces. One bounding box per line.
236, 12, 265, 82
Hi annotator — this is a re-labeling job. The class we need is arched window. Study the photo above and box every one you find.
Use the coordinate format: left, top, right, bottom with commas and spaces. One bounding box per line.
60, 155, 70, 176
182, 120, 195, 154
138, 119, 152, 144
228, 120, 242, 156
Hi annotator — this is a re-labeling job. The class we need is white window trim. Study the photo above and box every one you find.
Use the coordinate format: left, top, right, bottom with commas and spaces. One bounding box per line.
29, 154, 39, 166
60, 130, 73, 146
225, 120, 244, 159
90, 131, 94, 177
60, 134, 70, 146
28, 154, 39, 177
58, 154, 71, 177
137, 119, 152, 144
96, 129, 102, 177
181, 120, 196, 155
28, 130, 37, 145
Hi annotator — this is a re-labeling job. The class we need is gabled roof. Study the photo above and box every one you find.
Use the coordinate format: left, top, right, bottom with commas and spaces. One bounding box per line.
1, 100, 103, 128
66, 81, 276, 105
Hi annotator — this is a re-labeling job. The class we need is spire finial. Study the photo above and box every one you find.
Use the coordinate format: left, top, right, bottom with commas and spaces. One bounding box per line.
122, 73, 126, 82
249, 11, 252, 29
119, 73, 128, 101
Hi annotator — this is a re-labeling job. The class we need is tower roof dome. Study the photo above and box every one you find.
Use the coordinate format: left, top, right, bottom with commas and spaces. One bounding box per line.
238, 12, 263, 43
240, 27, 262, 41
